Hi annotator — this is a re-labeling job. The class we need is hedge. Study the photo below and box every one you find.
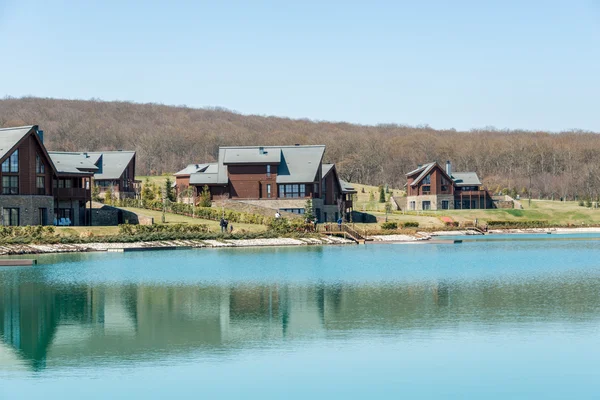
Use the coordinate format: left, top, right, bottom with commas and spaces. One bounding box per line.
402, 222, 419, 228
486, 220, 549, 228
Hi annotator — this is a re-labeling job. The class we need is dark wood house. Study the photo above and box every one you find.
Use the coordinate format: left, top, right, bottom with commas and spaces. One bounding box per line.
406, 161, 491, 210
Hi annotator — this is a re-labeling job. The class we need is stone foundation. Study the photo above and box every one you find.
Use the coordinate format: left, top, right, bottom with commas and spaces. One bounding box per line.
0, 196, 54, 225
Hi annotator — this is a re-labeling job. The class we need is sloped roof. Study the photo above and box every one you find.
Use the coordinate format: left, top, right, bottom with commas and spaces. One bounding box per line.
340, 180, 356, 194
174, 163, 210, 176
276, 146, 325, 183
322, 163, 334, 178
0, 125, 36, 160
48, 152, 99, 175
189, 173, 223, 185
408, 162, 437, 187
84, 151, 135, 180
222, 147, 281, 164
452, 172, 482, 186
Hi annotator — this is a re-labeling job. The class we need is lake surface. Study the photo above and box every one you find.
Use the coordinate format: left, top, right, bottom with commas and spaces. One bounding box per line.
1, 236, 600, 399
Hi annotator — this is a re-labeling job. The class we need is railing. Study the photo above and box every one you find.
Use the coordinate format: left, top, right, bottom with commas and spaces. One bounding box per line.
55, 188, 90, 198
320, 223, 366, 243
456, 190, 488, 196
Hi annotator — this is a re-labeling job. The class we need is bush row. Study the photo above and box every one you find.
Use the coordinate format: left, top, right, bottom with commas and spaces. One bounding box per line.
118, 223, 209, 235
486, 220, 549, 228
381, 221, 419, 230
112, 198, 275, 225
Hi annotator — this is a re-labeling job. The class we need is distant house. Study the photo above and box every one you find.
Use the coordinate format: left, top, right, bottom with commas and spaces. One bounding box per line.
406, 161, 491, 210
84, 151, 139, 199
48, 152, 98, 226
177, 145, 356, 222
0, 125, 139, 226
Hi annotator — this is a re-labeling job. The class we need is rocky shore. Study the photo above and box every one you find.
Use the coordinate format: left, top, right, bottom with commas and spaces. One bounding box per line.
0, 236, 354, 256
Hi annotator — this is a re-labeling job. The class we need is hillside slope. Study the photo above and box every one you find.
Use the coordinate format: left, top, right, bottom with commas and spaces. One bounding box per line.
1, 96, 600, 199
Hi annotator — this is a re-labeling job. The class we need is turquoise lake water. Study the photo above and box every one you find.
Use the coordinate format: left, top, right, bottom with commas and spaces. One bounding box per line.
1, 235, 600, 399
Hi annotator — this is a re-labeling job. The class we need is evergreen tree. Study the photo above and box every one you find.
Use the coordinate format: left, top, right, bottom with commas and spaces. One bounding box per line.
379, 186, 386, 203
141, 178, 155, 203
165, 177, 176, 202
105, 186, 114, 205
198, 185, 212, 207
369, 191, 375, 202
91, 182, 101, 202
304, 199, 314, 220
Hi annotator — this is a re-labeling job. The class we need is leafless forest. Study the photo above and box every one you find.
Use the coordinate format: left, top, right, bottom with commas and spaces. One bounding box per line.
1, 96, 599, 200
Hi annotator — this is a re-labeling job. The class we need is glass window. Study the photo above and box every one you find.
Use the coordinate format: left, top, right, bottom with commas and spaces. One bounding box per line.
37, 176, 45, 189
281, 184, 308, 198
36, 154, 45, 173
422, 185, 431, 193
300, 184, 306, 197
267, 184, 271, 198
2, 208, 19, 226
2, 176, 18, 194
441, 200, 449, 210
422, 201, 431, 210
2, 149, 18, 173
321, 179, 326, 194
266, 165, 271, 177
423, 174, 431, 184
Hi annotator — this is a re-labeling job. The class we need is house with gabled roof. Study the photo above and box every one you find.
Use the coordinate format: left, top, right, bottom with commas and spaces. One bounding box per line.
0, 124, 139, 226
406, 161, 491, 210
177, 145, 356, 222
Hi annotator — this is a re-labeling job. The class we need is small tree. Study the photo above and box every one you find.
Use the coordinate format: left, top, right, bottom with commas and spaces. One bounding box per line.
198, 185, 212, 207
379, 186, 386, 203
105, 186, 114, 205
304, 199, 314, 220
369, 191, 375, 202
91, 183, 101, 202
165, 177, 176, 202
142, 178, 155, 203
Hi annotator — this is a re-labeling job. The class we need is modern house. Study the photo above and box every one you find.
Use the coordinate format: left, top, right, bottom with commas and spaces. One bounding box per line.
84, 151, 139, 199
0, 126, 55, 225
176, 145, 356, 222
406, 161, 491, 210
48, 152, 98, 225
0, 125, 138, 226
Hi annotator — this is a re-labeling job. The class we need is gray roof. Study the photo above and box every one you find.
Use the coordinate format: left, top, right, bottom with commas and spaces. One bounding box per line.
84, 151, 135, 180
0, 125, 36, 160
174, 163, 210, 176
452, 172, 482, 186
322, 163, 334, 178
189, 145, 326, 186
408, 162, 437, 187
48, 152, 99, 175
340, 179, 356, 194
189, 173, 223, 185
222, 147, 281, 164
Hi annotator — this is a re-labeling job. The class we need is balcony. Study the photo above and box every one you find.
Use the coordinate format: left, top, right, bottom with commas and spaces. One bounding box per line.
55, 188, 90, 199
456, 190, 488, 197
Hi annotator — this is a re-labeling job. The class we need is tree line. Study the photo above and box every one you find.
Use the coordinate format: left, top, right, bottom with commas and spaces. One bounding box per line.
1, 96, 600, 200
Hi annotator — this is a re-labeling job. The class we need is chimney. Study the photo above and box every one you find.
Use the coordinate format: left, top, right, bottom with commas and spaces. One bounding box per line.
294, 143, 300, 146
446, 160, 452, 176
83, 152, 89, 158
259, 146, 265, 155
37, 129, 44, 144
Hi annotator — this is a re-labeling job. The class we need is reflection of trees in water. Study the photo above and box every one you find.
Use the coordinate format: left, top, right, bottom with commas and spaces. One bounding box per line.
1, 274, 600, 370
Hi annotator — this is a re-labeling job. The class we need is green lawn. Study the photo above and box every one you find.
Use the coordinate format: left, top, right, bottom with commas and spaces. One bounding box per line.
352, 183, 404, 212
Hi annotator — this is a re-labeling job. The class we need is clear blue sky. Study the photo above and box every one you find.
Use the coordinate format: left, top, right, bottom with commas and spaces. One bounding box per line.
1, 0, 599, 131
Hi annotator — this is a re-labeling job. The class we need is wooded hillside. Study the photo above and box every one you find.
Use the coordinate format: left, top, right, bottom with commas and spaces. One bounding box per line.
1, 96, 599, 200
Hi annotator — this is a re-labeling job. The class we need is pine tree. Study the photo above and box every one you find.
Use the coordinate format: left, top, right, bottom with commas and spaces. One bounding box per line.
304, 199, 314, 220
105, 186, 114, 205
141, 178, 155, 203
379, 186, 386, 203
198, 185, 212, 207
91, 182, 100, 202
165, 177, 176, 202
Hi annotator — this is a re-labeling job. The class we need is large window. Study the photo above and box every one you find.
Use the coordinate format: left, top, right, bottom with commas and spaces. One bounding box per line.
123, 168, 130, 190
2, 176, 18, 194
422, 185, 431, 193
409, 201, 416, 210
36, 154, 45, 173
266, 165, 271, 178
2, 208, 19, 226
2, 149, 18, 173
423, 174, 431, 184
37, 176, 45, 194
267, 184, 272, 198
422, 201, 431, 210
441, 200, 449, 210
280, 184, 306, 198
58, 179, 72, 189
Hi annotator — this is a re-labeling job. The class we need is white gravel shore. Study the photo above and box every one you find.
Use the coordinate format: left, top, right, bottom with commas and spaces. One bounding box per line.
0, 236, 355, 256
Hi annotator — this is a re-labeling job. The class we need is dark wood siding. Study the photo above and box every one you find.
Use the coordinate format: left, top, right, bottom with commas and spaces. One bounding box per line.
228, 164, 278, 199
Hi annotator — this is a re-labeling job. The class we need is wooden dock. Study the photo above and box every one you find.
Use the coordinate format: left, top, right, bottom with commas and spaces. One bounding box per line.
0, 259, 37, 266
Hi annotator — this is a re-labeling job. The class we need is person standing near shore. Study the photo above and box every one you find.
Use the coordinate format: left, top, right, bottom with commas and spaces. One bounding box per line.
220, 218, 226, 233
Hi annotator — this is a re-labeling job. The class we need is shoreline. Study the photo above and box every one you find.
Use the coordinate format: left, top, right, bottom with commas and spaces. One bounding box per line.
3, 226, 600, 257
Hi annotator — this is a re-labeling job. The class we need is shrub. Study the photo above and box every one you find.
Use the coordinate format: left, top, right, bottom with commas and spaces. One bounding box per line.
486, 220, 549, 228
444, 221, 459, 227
198, 185, 212, 207
403, 222, 419, 228
381, 221, 398, 230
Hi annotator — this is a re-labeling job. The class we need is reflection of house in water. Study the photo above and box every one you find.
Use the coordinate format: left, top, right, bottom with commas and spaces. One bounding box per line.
2, 277, 600, 371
